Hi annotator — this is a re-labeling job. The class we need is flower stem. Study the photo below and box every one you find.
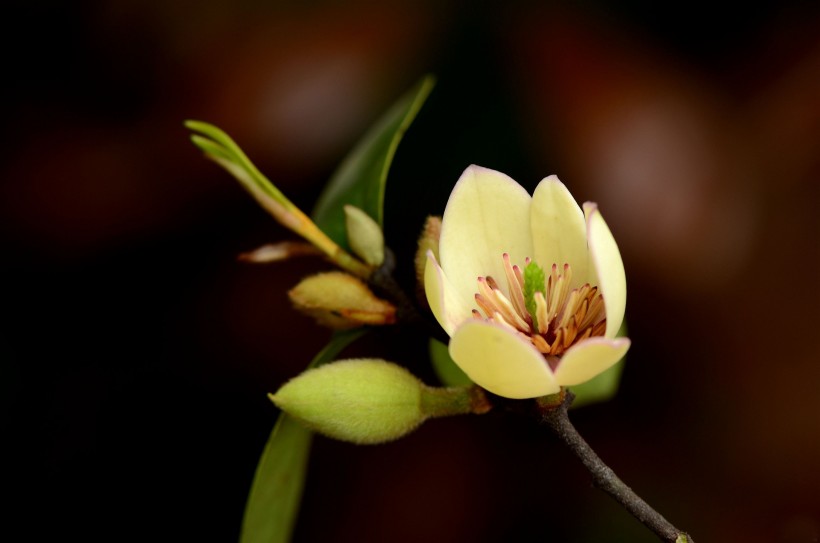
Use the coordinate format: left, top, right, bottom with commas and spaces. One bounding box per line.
539, 391, 693, 543
420, 385, 492, 418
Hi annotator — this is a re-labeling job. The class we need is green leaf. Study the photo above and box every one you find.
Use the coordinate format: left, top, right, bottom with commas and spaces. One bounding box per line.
312, 75, 435, 248
523, 261, 547, 328
568, 357, 625, 408
187, 120, 373, 278
186, 121, 295, 213
568, 320, 628, 408
239, 328, 366, 543
239, 410, 311, 543
429, 338, 473, 387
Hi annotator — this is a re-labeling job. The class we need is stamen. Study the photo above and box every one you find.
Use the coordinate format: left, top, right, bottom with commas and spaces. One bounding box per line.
547, 272, 564, 322
563, 316, 578, 348
476, 278, 496, 307
547, 264, 558, 308
532, 334, 550, 352
574, 298, 589, 329
512, 264, 524, 287
549, 329, 564, 356
534, 291, 549, 335
576, 327, 593, 342
473, 256, 608, 357
557, 264, 573, 316
492, 311, 518, 333
475, 293, 495, 318
485, 276, 500, 291
478, 276, 529, 332
583, 289, 605, 329
502, 253, 529, 323
563, 263, 573, 286
557, 289, 581, 330
493, 291, 530, 332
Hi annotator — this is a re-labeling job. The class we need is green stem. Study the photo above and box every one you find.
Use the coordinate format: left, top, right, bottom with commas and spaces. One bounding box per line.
421, 386, 491, 418
539, 391, 693, 543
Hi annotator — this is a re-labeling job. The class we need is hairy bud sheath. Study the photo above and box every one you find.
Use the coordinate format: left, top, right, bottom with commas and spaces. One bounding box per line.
288, 272, 396, 329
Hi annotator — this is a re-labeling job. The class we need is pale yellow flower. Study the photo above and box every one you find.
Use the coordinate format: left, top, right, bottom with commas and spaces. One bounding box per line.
425, 166, 630, 399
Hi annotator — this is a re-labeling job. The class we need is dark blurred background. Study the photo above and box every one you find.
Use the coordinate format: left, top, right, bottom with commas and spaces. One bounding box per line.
3, 1, 820, 541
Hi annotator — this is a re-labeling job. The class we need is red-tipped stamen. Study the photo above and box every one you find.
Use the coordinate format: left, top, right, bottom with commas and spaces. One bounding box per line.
473, 257, 607, 358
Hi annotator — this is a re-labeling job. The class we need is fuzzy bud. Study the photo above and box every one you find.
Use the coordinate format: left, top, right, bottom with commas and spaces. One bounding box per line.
288, 272, 396, 329
344, 205, 385, 266
414, 215, 441, 306
269, 359, 427, 444
270, 359, 491, 444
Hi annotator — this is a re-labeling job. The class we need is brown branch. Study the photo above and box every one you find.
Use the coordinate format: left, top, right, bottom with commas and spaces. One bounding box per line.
539, 391, 693, 543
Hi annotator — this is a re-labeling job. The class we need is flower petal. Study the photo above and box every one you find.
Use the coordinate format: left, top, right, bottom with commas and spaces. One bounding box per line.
424, 251, 473, 336
530, 176, 591, 287
439, 165, 534, 305
553, 337, 631, 386
448, 320, 559, 399
584, 203, 626, 338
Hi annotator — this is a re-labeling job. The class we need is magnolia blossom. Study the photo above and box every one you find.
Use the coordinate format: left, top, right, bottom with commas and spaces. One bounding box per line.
424, 166, 630, 399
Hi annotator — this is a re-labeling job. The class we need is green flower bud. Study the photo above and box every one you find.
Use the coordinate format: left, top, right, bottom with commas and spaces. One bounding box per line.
344, 205, 385, 266
288, 272, 396, 329
270, 359, 492, 444
270, 359, 426, 444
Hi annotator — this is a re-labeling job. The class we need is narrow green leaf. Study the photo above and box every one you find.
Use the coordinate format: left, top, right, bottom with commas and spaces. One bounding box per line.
239, 328, 366, 543
523, 261, 547, 328
189, 134, 233, 163
568, 320, 628, 408
185, 120, 294, 211
312, 75, 435, 248
429, 338, 472, 387
239, 413, 311, 543
188, 119, 373, 278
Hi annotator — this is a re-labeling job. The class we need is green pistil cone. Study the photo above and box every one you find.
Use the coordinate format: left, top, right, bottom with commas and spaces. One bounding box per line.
523, 261, 546, 328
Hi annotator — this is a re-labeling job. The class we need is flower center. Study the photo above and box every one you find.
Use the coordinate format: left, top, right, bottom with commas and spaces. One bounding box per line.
472, 253, 607, 360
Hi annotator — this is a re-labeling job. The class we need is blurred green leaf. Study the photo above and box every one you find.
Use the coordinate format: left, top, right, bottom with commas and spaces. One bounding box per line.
568, 320, 628, 408
186, 121, 295, 213
239, 328, 366, 543
568, 357, 625, 408
312, 75, 435, 248
239, 411, 311, 543
187, 120, 373, 277
429, 338, 473, 387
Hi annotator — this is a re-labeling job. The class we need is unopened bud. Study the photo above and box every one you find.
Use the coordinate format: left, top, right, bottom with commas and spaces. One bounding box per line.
270, 359, 426, 444
270, 359, 492, 444
344, 205, 385, 266
288, 271, 396, 329
414, 215, 441, 305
